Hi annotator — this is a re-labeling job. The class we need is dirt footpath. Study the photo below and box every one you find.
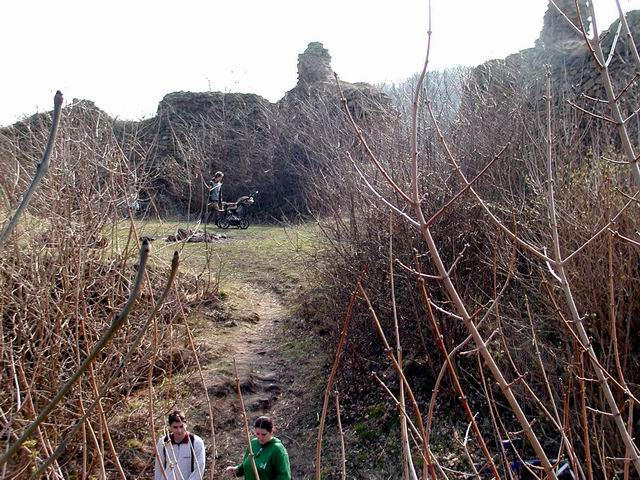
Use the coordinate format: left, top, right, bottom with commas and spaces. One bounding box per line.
186, 279, 327, 478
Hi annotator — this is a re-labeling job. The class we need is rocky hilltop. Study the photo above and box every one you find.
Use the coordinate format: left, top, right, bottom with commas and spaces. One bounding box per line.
3, 2, 640, 216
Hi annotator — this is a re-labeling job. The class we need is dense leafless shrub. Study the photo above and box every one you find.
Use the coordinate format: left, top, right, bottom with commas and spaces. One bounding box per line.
0, 103, 214, 478
309, 4, 640, 479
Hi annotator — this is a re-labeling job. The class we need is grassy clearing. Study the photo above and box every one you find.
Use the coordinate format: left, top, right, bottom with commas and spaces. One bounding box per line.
108, 219, 320, 306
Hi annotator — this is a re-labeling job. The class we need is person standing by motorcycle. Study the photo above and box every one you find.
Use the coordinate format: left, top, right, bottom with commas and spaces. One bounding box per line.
206, 171, 224, 224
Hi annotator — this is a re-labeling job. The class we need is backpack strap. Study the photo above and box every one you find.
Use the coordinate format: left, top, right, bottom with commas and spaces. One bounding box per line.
162, 433, 195, 472
189, 434, 196, 472
163, 434, 170, 470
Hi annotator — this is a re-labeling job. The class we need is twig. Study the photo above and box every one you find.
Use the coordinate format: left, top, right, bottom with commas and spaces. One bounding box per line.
416, 263, 501, 480
576, 350, 594, 480
174, 278, 215, 479
544, 63, 640, 474
0, 91, 63, 249
335, 392, 347, 480
581, 92, 608, 104
371, 374, 424, 448
424, 144, 508, 229
586, 407, 617, 417
395, 258, 440, 280
357, 282, 435, 479
315, 273, 362, 480
588, 1, 640, 189
348, 153, 419, 227
561, 195, 636, 265
427, 355, 461, 479
389, 216, 418, 480
543, 281, 640, 404
427, 299, 463, 320
566, 100, 617, 125
371, 373, 437, 474
605, 20, 623, 68
614, 72, 640, 102
426, 102, 555, 265
623, 104, 640, 125
410, 0, 433, 210
524, 298, 584, 480
233, 357, 260, 480
460, 417, 481, 479
447, 243, 469, 276
610, 229, 640, 248
421, 95, 558, 480
604, 156, 631, 165
548, 0, 583, 36
616, 0, 640, 70
335, 75, 413, 205
575, 0, 603, 69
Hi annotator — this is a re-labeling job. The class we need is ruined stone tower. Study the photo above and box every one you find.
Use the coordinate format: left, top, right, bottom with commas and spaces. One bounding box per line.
296, 42, 333, 85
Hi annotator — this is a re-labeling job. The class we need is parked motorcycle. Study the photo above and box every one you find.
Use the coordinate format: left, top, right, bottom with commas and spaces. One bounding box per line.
216, 191, 258, 229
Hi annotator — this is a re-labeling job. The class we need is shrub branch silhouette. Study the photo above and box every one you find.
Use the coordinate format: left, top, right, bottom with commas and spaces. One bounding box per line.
0, 239, 151, 470
0, 90, 62, 248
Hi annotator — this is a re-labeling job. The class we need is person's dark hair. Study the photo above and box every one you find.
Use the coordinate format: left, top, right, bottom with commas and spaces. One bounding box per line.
214, 171, 224, 179
168, 410, 186, 425
254, 416, 273, 432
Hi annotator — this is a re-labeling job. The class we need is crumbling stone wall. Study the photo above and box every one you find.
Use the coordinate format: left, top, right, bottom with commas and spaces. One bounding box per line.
0, 43, 385, 218
536, 0, 590, 50
130, 42, 392, 216
459, 5, 640, 166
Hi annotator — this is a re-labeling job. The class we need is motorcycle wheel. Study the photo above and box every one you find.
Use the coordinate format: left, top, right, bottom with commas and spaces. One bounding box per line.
239, 218, 249, 229
218, 218, 230, 229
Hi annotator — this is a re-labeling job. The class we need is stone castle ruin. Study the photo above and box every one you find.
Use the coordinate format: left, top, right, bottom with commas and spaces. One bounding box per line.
2, 2, 640, 216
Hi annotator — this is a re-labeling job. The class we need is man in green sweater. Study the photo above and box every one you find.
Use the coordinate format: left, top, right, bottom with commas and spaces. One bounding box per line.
223, 416, 291, 480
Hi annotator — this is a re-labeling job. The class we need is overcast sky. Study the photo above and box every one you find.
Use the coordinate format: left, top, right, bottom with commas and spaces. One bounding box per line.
1, 0, 638, 126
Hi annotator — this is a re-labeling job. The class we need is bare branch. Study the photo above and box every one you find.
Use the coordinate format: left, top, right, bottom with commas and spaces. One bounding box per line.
335, 75, 414, 205
623, 104, 640, 125
424, 144, 508, 229
348, 153, 419, 227
610, 230, 640, 248
566, 100, 617, 125
614, 72, 640, 102
233, 357, 260, 480
446, 244, 469, 276
0, 91, 63, 249
395, 258, 441, 280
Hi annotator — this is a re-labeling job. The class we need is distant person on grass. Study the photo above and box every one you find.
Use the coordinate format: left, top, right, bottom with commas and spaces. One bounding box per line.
206, 171, 224, 225
223, 416, 291, 480
154, 410, 206, 480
